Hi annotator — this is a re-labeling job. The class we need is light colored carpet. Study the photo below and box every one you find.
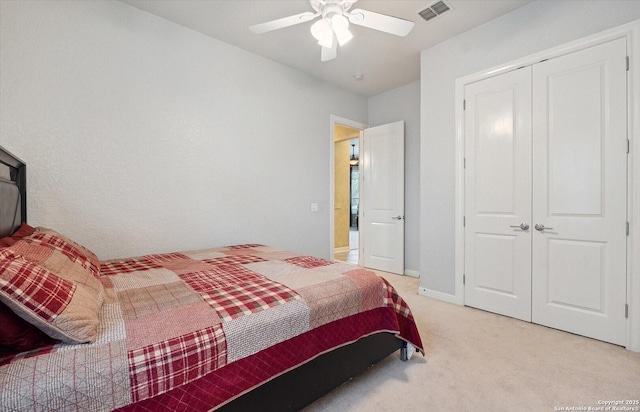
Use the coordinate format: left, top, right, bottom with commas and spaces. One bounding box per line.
304, 272, 640, 412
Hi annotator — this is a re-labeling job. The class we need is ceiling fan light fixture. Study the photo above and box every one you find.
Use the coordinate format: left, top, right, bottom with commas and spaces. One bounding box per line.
335, 27, 353, 46
251, 0, 416, 62
318, 35, 335, 49
336, 28, 353, 46
311, 18, 333, 48
331, 14, 353, 46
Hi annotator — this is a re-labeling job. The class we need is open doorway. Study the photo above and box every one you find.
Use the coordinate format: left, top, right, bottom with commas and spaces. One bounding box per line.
332, 121, 363, 264
330, 117, 406, 273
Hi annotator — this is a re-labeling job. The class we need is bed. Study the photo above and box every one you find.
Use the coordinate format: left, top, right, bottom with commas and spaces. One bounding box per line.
0, 145, 424, 411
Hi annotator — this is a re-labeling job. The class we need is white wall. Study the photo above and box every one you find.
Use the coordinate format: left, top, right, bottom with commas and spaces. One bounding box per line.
420, 0, 640, 295
368, 80, 420, 275
0, 0, 368, 260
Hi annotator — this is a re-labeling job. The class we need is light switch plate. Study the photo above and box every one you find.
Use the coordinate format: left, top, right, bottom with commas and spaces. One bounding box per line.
311, 203, 319, 212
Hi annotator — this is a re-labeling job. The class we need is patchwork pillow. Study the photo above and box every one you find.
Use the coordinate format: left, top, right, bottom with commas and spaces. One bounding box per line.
30, 227, 100, 278
0, 246, 102, 344
10, 238, 104, 305
0, 301, 56, 352
0, 223, 35, 247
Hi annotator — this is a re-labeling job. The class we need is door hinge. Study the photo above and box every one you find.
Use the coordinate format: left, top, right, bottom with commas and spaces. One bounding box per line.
463, 274, 466, 285
464, 157, 466, 169
625, 303, 629, 318
627, 56, 630, 71
463, 216, 466, 227
463, 99, 466, 110
627, 221, 630, 236
627, 139, 630, 154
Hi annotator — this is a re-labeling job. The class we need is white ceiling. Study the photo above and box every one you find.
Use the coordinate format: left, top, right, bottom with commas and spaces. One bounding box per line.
120, 0, 532, 97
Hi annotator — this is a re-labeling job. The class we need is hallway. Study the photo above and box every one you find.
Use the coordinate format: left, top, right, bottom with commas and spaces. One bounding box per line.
335, 228, 358, 265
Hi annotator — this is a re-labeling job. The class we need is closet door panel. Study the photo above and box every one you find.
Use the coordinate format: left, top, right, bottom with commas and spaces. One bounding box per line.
464, 67, 532, 322
531, 38, 627, 345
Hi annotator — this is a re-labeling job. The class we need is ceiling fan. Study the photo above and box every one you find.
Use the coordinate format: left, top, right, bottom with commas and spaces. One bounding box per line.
249, 0, 415, 62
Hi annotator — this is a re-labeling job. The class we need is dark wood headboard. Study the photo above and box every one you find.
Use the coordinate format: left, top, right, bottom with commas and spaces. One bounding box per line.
0, 145, 26, 238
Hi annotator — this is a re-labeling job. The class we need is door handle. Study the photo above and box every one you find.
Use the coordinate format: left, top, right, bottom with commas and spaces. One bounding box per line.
509, 223, 530, 231
392, 215, 404, 220
534, 223, 553, 231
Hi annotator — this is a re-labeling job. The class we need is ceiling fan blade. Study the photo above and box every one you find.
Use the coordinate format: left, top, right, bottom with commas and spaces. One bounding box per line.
321, 41, 337, 62
250, 12, 317, 34
347, 9, 414, 37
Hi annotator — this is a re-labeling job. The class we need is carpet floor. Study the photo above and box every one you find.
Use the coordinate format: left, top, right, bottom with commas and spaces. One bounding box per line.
304, 271, 640, 412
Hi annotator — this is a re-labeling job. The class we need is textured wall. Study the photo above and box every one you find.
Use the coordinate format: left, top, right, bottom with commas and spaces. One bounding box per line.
0, 0, 367, 259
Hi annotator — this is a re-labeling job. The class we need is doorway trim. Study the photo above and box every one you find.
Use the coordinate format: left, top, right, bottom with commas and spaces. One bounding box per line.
329, 115, 367, 262
454, 19, 640, 352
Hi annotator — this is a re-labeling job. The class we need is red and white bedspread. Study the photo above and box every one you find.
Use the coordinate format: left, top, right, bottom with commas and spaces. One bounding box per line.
0, 244, 423, 411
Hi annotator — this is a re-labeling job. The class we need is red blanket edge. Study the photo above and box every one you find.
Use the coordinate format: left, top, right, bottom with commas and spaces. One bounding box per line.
116, 306, 423, 412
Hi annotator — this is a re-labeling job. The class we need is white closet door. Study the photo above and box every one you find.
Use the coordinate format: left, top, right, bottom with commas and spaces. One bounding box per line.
531, 38, 628, 345
464, 67, 533, 321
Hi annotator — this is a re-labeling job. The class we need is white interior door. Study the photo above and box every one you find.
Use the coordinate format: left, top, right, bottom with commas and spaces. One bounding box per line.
361, 121, 405, 274
464, 67, 533, 321
531, 38, 628, 345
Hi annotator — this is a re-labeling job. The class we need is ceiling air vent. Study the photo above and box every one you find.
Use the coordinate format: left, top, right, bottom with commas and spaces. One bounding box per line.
419, 0, 452, 23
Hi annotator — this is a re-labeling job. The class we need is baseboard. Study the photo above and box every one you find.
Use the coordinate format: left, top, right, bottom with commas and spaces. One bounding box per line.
404, 270, 420, 278
333, 246, 351, 253
418, 287, 462, 305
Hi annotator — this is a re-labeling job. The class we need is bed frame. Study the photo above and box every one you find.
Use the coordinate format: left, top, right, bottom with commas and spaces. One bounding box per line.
0, 145, 404, 411
0, 145, 26, 238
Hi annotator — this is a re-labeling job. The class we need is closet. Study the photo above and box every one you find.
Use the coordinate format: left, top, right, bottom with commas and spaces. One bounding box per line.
463, 38, 628, 345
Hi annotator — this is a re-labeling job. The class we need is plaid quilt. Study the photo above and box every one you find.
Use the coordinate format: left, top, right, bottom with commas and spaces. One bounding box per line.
0, 245, 423, 411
